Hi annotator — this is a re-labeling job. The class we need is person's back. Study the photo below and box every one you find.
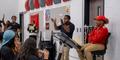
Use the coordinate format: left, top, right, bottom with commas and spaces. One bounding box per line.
0, 30, 16, 60
17, 54, 41, 60
17, 37, 41, 60
0, 46, 16, 60
28, 55, 40, 60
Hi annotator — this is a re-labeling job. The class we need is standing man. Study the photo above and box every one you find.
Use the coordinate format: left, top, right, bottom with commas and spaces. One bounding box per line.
10, 16, 20, 31
52, 15, 75, 60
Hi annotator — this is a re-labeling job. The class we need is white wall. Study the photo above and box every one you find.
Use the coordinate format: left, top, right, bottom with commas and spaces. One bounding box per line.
105, 0, 120, 60
0, 0, 18, 20
70, 0, 84, 45
22, 1, 71, 41
18, 0, 26, 12
69, 0, 84, 60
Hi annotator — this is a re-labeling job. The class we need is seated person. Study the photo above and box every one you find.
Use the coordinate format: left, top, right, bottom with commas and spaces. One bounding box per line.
27, 20, 38, 40
0, 30, 20, 60
79, 16, 109, 60
17, 37, 49, 60
35, 48, 49, 60
27, 20, 38, 33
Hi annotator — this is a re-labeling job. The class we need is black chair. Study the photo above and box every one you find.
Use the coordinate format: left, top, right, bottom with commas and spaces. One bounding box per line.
92, 33, 111, 60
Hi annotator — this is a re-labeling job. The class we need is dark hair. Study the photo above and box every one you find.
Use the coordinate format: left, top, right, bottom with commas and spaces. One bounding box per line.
29, 35, 37, 40
5, 37, 15, 49
18, 37, 37, 60
15, 33, 20, 39
0, 32, 3, 42
65, 15, 71, 20
11, 16, 17, 19
0, 24, 2, 27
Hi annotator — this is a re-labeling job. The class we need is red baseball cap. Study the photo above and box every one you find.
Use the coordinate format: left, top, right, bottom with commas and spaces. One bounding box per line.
94, 16, 109, 24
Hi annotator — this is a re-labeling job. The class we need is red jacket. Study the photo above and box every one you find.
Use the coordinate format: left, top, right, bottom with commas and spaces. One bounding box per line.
88, 26, 108, 44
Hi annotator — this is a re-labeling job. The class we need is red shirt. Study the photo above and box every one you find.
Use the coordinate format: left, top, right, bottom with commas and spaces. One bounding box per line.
88, 26, 108, 44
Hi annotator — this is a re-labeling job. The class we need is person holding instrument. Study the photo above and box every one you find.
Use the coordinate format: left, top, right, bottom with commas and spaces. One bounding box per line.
51, 15, 75, 60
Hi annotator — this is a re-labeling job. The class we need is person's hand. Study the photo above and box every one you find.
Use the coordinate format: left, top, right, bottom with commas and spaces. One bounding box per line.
43, 49, 49, 60
51, 18, 56, 23
37, 50, 43, 58
2, 14, 5, 21
63, 25, 70, 32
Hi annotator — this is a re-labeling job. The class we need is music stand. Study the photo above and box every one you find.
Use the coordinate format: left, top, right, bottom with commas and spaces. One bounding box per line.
53, 32, 81, 49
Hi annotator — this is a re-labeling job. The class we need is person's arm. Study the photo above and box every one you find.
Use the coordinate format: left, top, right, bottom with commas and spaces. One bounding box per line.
2, 14, 6, 25
43, 49, 49, 60
51, 18, 60, 30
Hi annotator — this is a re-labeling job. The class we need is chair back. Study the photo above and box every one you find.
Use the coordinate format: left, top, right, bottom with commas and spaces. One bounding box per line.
104, 33, 111, 51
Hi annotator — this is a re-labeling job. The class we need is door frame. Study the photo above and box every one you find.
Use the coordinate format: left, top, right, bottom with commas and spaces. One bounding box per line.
84, 0, 105, 26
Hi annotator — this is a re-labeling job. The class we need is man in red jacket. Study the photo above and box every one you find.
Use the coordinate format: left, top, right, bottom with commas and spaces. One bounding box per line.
78, 16, 109, 60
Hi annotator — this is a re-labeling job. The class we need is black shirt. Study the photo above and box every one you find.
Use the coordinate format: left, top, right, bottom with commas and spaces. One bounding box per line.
10, 22, 20, 31
17, 54, 41, 60
57, 22, 75, 38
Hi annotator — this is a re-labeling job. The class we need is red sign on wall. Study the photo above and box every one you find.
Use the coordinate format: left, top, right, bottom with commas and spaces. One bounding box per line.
25, 0, 30, 11
25, 0, 70, 11
63, 0, 70, 2
30, 14, 39, 29
45, 0, 53, 6
33, 0, 40, 9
